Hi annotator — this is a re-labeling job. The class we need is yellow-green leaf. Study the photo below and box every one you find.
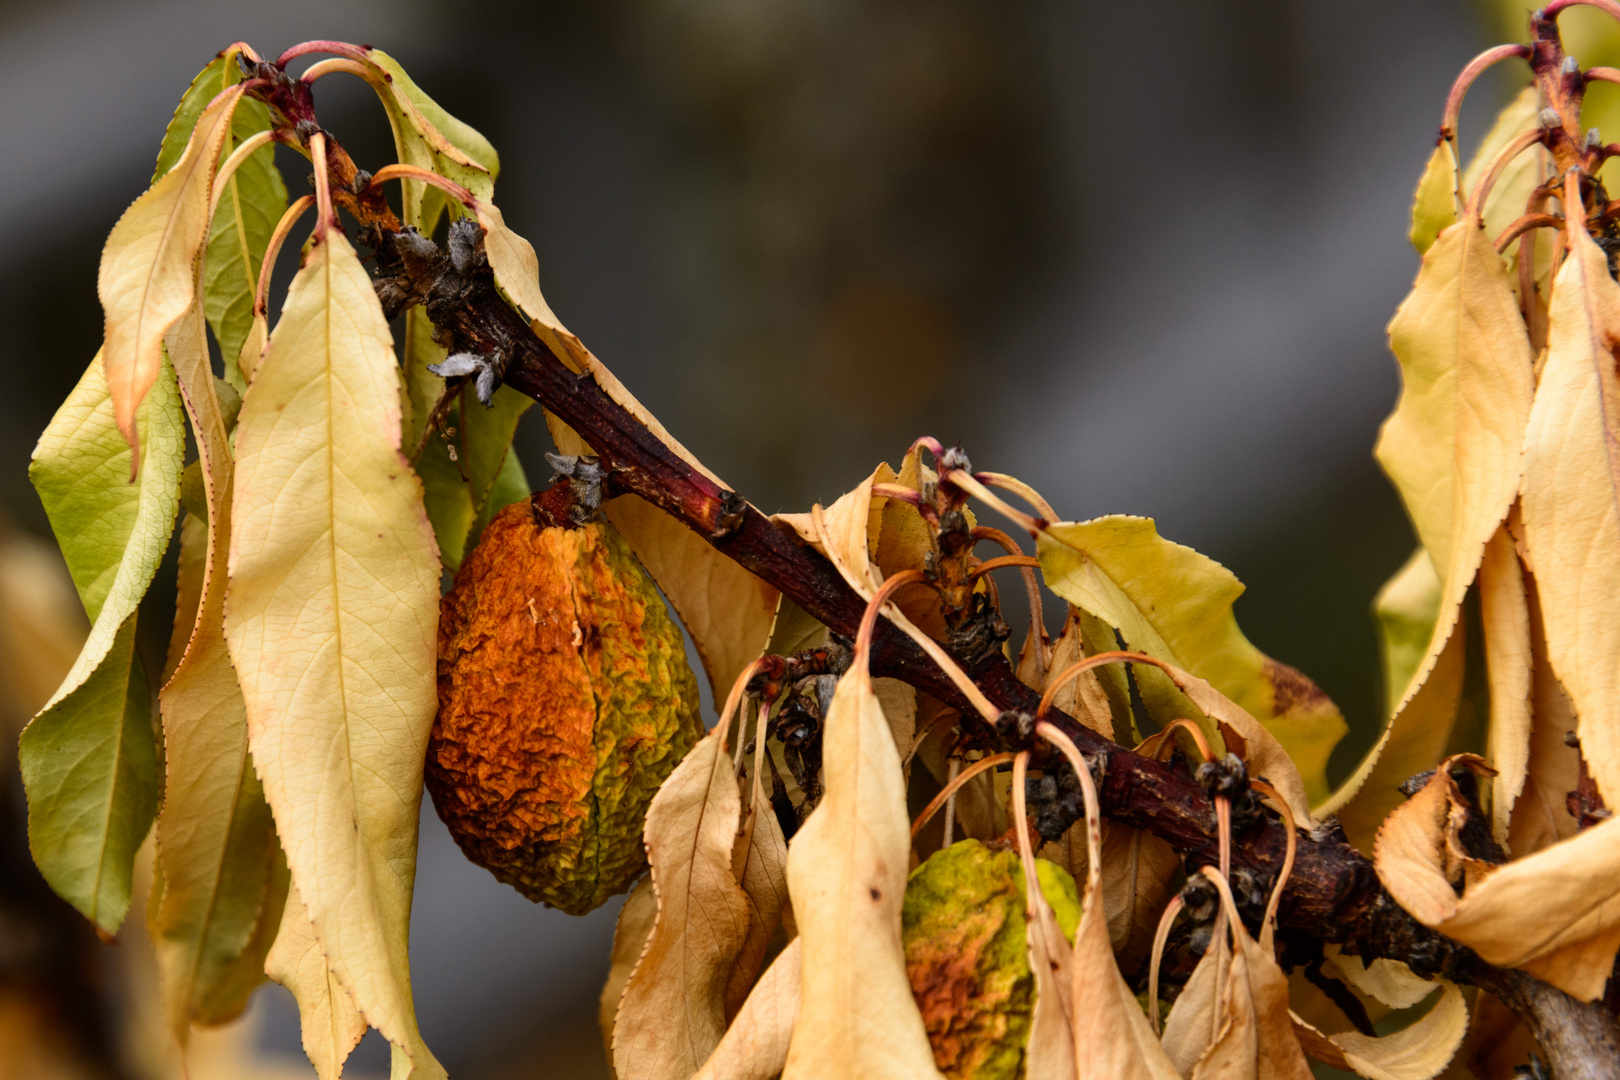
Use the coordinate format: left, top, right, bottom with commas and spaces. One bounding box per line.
30, 353, 184, 639
150, 299, 280, 1041
19, 619, 156, 935
99, 83, 243, 456
1332, 215, 1533, 830
1521, 223, 1620, 808
1036, 516, 1347, 804
613, 728, 752, 1080
1409, 139, 1458, 254
20, 351, 183, 933
225, 223, 443, 1077
205, 93, 287, 390
266, 888, 367, 1080
1373, 548, 1441, 718
160, 53, 289, 391
363, 48, 497, 229
783, 660, 944, 1080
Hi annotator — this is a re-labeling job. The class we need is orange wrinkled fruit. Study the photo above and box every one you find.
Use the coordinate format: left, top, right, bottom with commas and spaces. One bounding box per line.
427, 495, 703, 915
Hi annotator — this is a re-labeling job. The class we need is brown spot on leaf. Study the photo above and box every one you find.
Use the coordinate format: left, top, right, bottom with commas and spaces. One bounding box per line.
1264, 657, 1332, 717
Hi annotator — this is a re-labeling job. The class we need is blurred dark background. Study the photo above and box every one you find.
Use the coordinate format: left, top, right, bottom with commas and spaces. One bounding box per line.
0, 0, 1530, 1075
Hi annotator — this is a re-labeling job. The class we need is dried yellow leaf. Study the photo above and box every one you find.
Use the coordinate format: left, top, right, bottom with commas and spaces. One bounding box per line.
614, 728, 752, 1080
1375, 761, 1620, 1001
695, 938, 803, 1080
599, 874, 657, 1059
1334, 214, 1533, 835
782, 660, 944, 1079
1290, 982, 1466, 1080
150, 299, 278, 1042
470, 198, 778, 698
1509, 582, 1581, 858
727, 768, 790, 1017
226, 223, 442, 1075
1479, 523, 1533, 846
265, 888, 367, 1080
100, 84, 244, 459
1011, 758, 1075, 1080
1033, 728, 1179, 1080
1521, 223, 1620, 807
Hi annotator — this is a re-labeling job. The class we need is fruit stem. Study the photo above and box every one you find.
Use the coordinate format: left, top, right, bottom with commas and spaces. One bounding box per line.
1250, 779, 1297, 932
1441, 44, 1532, 141
910, 753, 1015, 840
254, 195, 315, 318
973, 471, 1059, 523
1496, 211, 1564, 252
1544, 0, 1620, 21
1146, 893, 1184, 1035
1465, 127, 1547, 218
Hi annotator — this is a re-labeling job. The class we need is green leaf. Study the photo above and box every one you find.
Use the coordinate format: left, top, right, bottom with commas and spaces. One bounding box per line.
30, 352, 184, 680
419, 432, 474, 571
1374, 547, 1442, 719
19, 619, 157, 934
363, 48, 498, 230
1410, 139, 1459, 255
463, 383, 532, 520
402, 307, 475, 570
23, 351, 182, 932
194, 841, 289, 1026
154, 52, 237, 182
156, 54, 289, 392
465, 440, 530, 555
205, 96, 288, 391
1036, 516, 1347, 804
400, 288, 531, 570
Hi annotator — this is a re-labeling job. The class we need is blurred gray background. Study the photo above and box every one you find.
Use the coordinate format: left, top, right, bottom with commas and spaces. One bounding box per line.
0, 0, 1518, 1075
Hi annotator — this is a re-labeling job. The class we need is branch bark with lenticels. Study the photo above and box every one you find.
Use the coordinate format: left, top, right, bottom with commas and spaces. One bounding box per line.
245, 61, 1620, 1080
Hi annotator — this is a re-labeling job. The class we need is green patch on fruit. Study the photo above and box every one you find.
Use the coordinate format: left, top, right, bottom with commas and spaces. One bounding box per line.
902, 839, 1080, 1080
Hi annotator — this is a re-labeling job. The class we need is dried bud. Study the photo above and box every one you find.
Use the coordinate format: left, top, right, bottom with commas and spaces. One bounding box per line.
427, 499, 704, 915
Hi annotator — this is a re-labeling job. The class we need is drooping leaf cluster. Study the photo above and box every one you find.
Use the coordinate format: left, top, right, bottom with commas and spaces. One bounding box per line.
22, 11, 1620, 1080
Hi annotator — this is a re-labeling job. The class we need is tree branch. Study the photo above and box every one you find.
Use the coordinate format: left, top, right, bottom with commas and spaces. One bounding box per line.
244, 58, 1620, 1077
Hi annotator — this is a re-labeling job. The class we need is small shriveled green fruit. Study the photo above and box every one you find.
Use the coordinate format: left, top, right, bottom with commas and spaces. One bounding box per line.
903, 839, 1080, 1080
427, 492, 703, 915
